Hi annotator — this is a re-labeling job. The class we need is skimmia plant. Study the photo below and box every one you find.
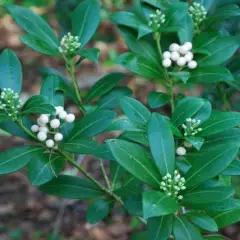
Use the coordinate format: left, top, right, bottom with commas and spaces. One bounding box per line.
0, 0, 240, 239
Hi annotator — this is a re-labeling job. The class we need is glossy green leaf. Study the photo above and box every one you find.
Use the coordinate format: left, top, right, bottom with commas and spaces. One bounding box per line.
0, 49, 22, 93
97, 87, 132, 109
21, 95, 56, 115
178, 15, 194, 44
116, 53, 164, 80
67, 110, 116, 141
148, 215, 173, 240
72, 0, 100, 46
120, 96, 151, 125
222, 159, 240, 176
185, 144, 239, 188
106, 117, 141, 132
185, 136, 205, 151
20, 34, 59, 57
85, 73, 125, 103
147, 91, 170, 108
143, 191, 178, 219
193, 32, 219, 50
86, 199, 111, 224
0, 111, 10, 122
129, 232, 148, 240
183, 187, 234, 205
169, 71, 190, 84
198, 36, 239, 67
119, 131, 148, 146
173, 216, 203, 240
124, 195, 143, 216
213, 206, 240, 228
185, 212, 218, 232
148, 113, 175, 176
107, 139, 162, 188
78, 48, 100, 63
199, 111, 240, 136
188, 66, 234, 83
172, 97, 206, 127
28, 153, 65, 186
39, 175, 104, 199
6, 5, 58, 49
0, 146, 43, 175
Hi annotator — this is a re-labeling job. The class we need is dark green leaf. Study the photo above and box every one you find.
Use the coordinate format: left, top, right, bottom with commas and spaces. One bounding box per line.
0, 111, 10, 122
148, 113, 175, 176
86, 199, 111, 224
148, 215, 173, 240
78, 48, 100, 63
178, 15, 194, 44
0, 146, 43, 175
67, 110, 116, 141
222, 159, 240, 176
72, 0, 100, 46
143, 191, 178, 219
147, 91, 170, 108
85, 73, 125, 103
193, 32, 219, 50
107, 139, 162, 188
39, 175, 104, 199
119, 131, 148, 146
0, 49, 22, 93
169, 71, 190, 84
124, 195, 143, 216
129, 232, 148, 240
106, 117, 141, 132
185, 136, 204, 151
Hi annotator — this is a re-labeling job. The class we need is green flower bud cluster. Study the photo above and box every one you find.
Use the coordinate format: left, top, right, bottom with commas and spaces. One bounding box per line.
0, 88, 22, 121
148, 9, 166, 32
160, 170, 186, 200
189, 2, 207, 27
182, 118, 202, 137
58, 32, 81, 57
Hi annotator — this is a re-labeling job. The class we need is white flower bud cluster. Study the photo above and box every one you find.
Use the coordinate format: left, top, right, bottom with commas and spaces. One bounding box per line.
148, 9, 166, 32
189, 3, 207, 27
0, 88, 22, 121
58, 32, 81, 56
160, 170, 186, 200
182, 118, 202, 137
31, 106, 75, 148
162, 42, 197, 69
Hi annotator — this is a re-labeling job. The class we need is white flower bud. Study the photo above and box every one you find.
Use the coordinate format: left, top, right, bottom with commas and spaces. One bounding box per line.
170, 51, 180, 61
188, 60, 198, 69
162, 59, 172, 68
178, 45, 189, 55
184, 42, 193, 51
37, 132, 47, 141
65, 113, 75, 123
55, 106, 64, 115
54, 133, 63, 141
176, 147, 186, 156
50, 119, 61, 129
46, 139, 55, 148
169, 43, 180, 52
178, 195, 183, 200
59, 111, 67, 119
177, 57, 186, 66
39, 114, 49, 125
184, 52, 193, 62
163, 51, 171, 59
31, 125, 39, 133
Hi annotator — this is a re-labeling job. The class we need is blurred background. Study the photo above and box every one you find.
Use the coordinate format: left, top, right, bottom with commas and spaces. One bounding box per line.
0, 0, 239, 239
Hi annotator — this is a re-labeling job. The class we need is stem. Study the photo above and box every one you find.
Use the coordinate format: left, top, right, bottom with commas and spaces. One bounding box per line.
217, 84, 231, 111
154, 32, 163, 58
169, 82, 175, 114
100, 159, 112, 189
15, 119, 38, 141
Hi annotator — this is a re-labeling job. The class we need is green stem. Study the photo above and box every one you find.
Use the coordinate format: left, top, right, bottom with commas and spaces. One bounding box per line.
16, 119, 38, 141
100, 159, 112, 189
217, 84, 231, 111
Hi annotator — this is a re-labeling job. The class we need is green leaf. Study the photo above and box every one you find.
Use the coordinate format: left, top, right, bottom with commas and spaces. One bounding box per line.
183, 187, 234, 205
21, 95, 56, 115
116, 53, 164, 80
213, 206, 240, 228
78, 48, 99, 63
39, 175, 104, 199
120, 96, 151, 125
178, 15, 194, 44
148, 215, 173, 240
185, 144, 239, 188
6, 5, 58, 49
143, 191, 178, 219
28, 153, 65, 186
106, 117, 141, 132
98, 87, 133, 110
204, 237, 224, 240
222, 159, 240, 176
169, 71, 190, 84
0, 111, 10, 122
172, 97, 206, 127
67, 110, 116, 141
72, 0, 100, 47
185, 212, 218, 232
86, 199, 111, 224
199, 111, 240, 136
124, 195, 143, 216
20, 34, 59, 57
193, 32, 219, 50
189, 66, 234, 83
148, 113, 175, 176
0, 49, 22, 93
147, 91, 170, 108
198, 36, 239, 67
185, 136, 204, 151
107, 139, 162, 188
85, 73, 125, 103
129, 232, 148, 240
173, 216, 203, 240
40, 75, 64, 106
119, 131, 148, 146
0, 146, 43, 175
